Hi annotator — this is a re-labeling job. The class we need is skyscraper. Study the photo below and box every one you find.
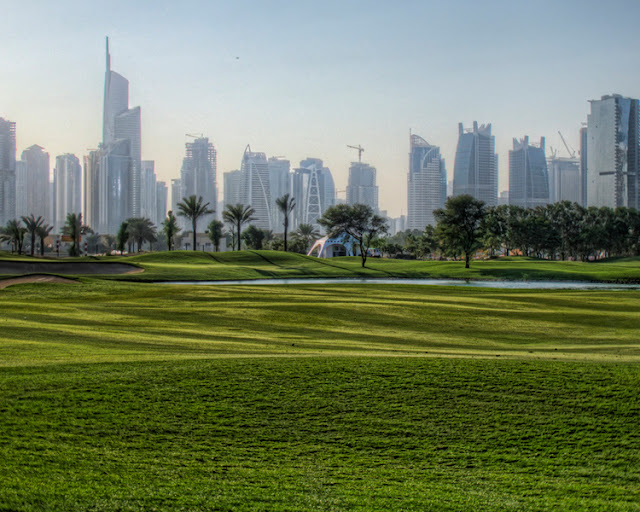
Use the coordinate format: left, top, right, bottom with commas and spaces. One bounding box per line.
241, 146, 271, 230
179, 137, 217, 226
223, 170, 244, 207
407, 134, 446, 230
508, 136, 549, 208
291, 158, 335, 230
586, 94, 639, 208
0, 118, 16, 225
579, 126, 588, 206
141, 160, 157, 222
53, 154, 82, 232
453, 122, 498, 206
268, 157, 290, 231
548, 155, 580, 204
97, 37, 143, 230
346, 162, 378, 211
20, 145, 50, 220
156, 181, 167, 227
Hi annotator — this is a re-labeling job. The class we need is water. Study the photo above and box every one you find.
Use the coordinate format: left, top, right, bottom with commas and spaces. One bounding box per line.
161, 278, 640, 290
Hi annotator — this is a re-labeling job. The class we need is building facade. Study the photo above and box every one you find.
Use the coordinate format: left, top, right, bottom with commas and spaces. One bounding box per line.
291, 158, 335, 230
508, 136, 549, 208
240, 146, 271, 230
548, 156, 580, 204
407, 134, 446, 230
0, 118, 16, 225
268, 157, 291, 232
53, 154, 82, 232
453, 122, 498, 206
586, 94, 639, 209
346, 161, 378, 211
20, 145, 50, 221
179, 137, 217, 227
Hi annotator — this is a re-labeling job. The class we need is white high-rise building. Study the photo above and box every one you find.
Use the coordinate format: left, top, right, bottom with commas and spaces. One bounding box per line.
407, 134, 446, 230
156, 181, 167, 226
20, 145, 50, 221
268, 157, 290, 231
0, 118, 16, 225
53, 154, 82, 232
179, 137, 217, 227
508, 136, 549, 209
241, 146, 271, 230
141, 160, 157, 222
291, 158, 335, 230
223, 170, 244, 207
346, 161, 378, 211
586, 94, 639, 208
548, 156, 580, 204
453, 122, 498, 206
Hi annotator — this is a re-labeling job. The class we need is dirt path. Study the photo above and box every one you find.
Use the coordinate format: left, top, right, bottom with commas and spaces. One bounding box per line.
0, 261, 143, 275
0, 275, 79, 289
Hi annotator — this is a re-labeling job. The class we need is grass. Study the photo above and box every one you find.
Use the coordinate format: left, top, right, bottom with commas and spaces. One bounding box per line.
1, 260, 640, 510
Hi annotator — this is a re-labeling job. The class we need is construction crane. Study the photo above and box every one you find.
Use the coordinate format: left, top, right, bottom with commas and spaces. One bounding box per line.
347, 144, 365, 162
557, 131, 576, 158
186, 133, 204, 139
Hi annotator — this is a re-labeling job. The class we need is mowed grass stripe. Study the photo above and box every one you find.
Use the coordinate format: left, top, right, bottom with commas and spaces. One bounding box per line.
1, 281, 639, 365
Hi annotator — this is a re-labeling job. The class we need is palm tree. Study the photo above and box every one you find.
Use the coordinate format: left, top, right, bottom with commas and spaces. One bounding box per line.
177, 195, 213, 251
1, 219, 26, 254
163, 211, 181, 251
63, 213, 92, 257
116, 221, 129, 255
207, 219, 224, 252
21, 214, 45, 256
275, 194, 296, 252
293, 223, 321, 251
35, 223, 53, 256
127, 217, 157, 252
222, 204, 256, 251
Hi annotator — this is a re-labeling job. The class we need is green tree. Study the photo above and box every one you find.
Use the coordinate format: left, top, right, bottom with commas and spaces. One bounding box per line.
293, 223, 322, 252
116, 221, 129, 255
63, 213, 92, 257
318, 204, 388, 268
222, 204, 256, 251
163, 211, 181, 251
434, 195, 486, 269
21, 214, 45, 257
127, 217, 157, 252
35, 223, 53, 256
241, 224, 266, 250
275, 193, 296, 252
207, 219, 224, 252
1, 219, 26, 254
177, 195, 214, 251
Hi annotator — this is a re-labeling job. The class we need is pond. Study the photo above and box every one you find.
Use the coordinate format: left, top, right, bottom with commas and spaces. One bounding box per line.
161, 278, 640, 290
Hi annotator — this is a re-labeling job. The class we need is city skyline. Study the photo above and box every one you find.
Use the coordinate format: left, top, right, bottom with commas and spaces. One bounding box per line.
3, 1, 640, 216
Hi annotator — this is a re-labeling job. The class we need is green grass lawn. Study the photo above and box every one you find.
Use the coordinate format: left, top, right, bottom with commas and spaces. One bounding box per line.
0, 278, 639, 510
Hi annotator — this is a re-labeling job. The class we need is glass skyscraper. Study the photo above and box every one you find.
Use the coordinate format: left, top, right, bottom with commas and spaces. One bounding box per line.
407, 134, 446, 230
508, 136, 549, 208
453, 122, 497, 206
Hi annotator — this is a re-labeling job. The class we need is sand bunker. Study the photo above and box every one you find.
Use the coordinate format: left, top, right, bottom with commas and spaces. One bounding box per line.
0, 274, 79, 289
0, 261, 143, 275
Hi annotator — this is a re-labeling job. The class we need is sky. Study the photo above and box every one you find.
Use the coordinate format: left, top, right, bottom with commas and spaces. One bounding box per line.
2, 0, 640, 217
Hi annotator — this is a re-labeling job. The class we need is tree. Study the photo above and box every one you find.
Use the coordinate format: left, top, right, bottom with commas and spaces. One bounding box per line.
116, 221, 129, 255
177, 195, 214, 251
318, 204, 388, 268
21, 214, 45, 257
275, 193, 296, 252
241, 224, 266, 250
163, 211, 181, 251
127, 217, 157, 252
63, 213, 92, 257
35, 223, 53, 256
292, 223, 322, 252
207, 219, 224, 252
434, 195, 486, 269
1, 219, 26, 254
222, 204, 256, 251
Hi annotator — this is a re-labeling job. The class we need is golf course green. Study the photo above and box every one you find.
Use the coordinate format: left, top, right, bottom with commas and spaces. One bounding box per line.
0, 251, 639, 510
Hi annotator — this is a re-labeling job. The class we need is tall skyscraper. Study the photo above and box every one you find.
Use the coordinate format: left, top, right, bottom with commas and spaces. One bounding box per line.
0, 118, 16, 225
223, 170, 244, 207
170, 179, 182, 216
179, 137, 217, 226
20, 145, 50, 220
268, 157, 291, 231
579, 126, 588, 206
407, 134, 446, 230
346, 161, 378, 211
241, 146, 271, 230
97, 37, 142, 231
508, 136, 549, 208
141, 160, 157, 222
53, 154, 82, 232
548, 155, 580, 204
453, 122, 498, 206
586, 94, 639, 208
291, 158, 335, 230
156, 181, 167, 227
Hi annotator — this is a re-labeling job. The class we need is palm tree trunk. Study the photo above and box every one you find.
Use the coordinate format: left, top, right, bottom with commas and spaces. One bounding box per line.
237, 221, 241, 250
31, 232, 36, 256
192, 219, 197, 251
283, 219, 288, 252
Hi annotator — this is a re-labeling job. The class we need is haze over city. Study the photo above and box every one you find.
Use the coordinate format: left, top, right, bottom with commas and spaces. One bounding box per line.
3, 0, 640, 216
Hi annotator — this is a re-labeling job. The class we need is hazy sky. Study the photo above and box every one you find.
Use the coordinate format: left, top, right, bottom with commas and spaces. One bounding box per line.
3, 0, 640, 216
